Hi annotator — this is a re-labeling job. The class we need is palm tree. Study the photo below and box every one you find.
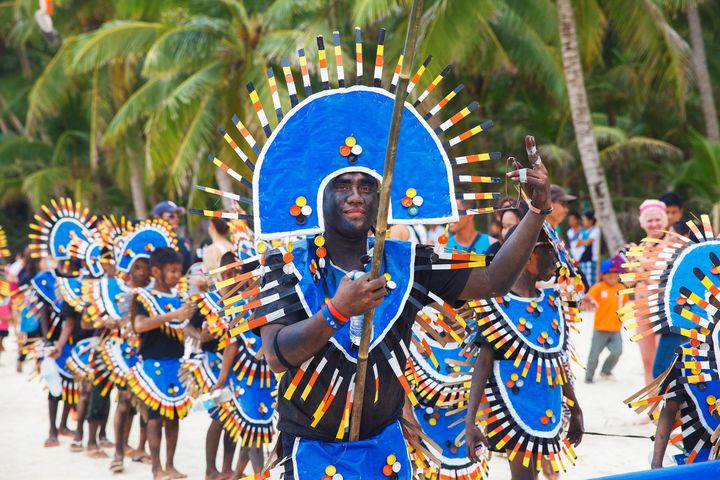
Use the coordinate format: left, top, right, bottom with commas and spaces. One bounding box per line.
556, 0, 625, 252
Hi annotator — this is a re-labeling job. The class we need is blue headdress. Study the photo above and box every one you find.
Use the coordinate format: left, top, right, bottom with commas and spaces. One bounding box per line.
191, 28, 501, 241
112, 218, 177, 275
28, 198, 105, 277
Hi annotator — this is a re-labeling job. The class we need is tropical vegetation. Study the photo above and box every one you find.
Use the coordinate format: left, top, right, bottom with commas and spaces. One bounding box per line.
1, 0, 720, 253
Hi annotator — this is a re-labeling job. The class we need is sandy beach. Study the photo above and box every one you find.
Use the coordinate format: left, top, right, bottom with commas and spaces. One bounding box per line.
0, 312, 659, 479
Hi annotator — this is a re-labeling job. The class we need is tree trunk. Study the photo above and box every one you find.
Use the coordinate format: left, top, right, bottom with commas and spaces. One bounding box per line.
557, 0, 625, 253
214, 167, 234, 209
128, 151, 147, 219
687, 1, 719, 141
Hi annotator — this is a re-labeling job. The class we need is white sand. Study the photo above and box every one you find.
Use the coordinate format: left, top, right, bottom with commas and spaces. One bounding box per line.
0, 312, 660, 479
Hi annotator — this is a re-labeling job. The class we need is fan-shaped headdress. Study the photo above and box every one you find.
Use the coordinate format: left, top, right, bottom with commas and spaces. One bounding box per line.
111, 218, 177, 275
28, 198, 105, 277
192, 28, 501, 242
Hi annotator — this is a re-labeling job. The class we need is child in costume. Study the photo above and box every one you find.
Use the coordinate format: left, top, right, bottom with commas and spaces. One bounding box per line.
623, 215, 720, 468
93, 217, 177, 471
130, 246, 194, 480
185, 250, 238, 480
191, 27, 554, 479
464, 227, 584, 480
582, 258, 626, 383
28, 198, 104, 447
212, 251, 276, 479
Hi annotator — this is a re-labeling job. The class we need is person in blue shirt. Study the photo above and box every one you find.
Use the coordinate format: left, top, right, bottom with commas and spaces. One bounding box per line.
446, 200, 497, 253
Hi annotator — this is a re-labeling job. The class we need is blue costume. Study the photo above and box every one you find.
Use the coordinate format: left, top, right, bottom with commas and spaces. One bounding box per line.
468, 289, 579, 471
192, 26, 506, 479
624, 215, 720, 464
127, 286, 191, 420
407, 307, 489, 479
184, 288, 277, 447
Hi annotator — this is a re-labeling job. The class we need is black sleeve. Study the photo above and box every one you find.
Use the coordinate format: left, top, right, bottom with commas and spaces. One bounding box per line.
60, 302, 79, 322
420, 246, 472, 306
189, 309, 204, 329
136, 301, 149, 318
254, 249, 307, 334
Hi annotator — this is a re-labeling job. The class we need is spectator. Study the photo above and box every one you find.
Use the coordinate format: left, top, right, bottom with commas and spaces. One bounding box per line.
547, 185, 577, 234
485, 201, 527, 258
632, 199, 669, 385
153, 201, 192, 274
446, 200, 497, 253
659, 191, 684, 225
202, 218, 235, 278
577, 211, 600, 286
565, 211, 583, 262
582, 258, 626, 383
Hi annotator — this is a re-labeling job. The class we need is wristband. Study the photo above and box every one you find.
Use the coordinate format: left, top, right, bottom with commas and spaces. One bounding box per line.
528, 203, 553, 215
321, 304, 345, 330
326, 299, 349, 324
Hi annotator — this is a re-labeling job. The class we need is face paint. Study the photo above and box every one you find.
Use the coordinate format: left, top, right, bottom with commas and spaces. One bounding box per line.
323, 172, 379, 238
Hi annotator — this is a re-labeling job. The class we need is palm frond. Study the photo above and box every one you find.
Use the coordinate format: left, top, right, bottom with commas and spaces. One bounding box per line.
103, 73, 182, 144
25, 40, 78, 135
142, 19, 226, 76
68, 21, 170, 74
599, 136, 683, 166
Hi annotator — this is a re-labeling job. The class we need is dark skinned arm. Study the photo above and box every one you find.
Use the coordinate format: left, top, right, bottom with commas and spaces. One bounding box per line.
651, 400, 679, 468
562, 380, 584, 446
465, 344, 493, 463
133, 302, 195, 333
39, 305, 50, 339
460, 136, 551, 300
261, 273, 387, 373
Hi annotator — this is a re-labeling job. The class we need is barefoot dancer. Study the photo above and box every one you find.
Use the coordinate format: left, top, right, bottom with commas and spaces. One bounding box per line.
192, 27, 554, 478
464, 226, 584, 479
130, 247, 193, 480
28, 199, 102, 448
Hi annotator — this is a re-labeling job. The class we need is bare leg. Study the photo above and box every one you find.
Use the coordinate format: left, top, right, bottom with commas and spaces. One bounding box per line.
508, 453, 538, 480
234, 447, 249, 479
148, 417, 165, 479
46, 395, 60, 445
72, 381, 90, 447
164, 418, 186, 478
248, 446, 264, 474
222, 430, 237, 475
113, 393, 130, 465
205, 420, 223, 479
637, 334, 658, 385
59, 399, 73, 435
138, 415, 149, 453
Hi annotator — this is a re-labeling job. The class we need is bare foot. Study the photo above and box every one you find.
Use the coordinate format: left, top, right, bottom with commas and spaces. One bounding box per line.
99, 438, 114, 448
58, 427, 74, 437
87, 446, 109, 458
44, 437, 59, 448
153, 468, 171, 480
165, 466, 188, 479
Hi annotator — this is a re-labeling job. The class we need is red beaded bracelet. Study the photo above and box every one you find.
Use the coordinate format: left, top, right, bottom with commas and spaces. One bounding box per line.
326, 299, 349, 324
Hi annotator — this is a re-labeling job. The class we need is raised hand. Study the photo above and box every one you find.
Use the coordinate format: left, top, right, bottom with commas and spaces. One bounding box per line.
506, 135, 551, 210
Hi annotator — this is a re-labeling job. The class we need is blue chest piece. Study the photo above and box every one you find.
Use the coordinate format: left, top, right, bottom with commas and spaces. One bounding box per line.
294, 237, 414, 360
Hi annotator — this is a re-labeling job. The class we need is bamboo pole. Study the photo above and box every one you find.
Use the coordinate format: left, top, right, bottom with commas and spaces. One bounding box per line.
349, 0, 425, 441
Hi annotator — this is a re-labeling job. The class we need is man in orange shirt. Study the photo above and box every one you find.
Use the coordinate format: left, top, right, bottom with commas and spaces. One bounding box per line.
582, 258, 626, 383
